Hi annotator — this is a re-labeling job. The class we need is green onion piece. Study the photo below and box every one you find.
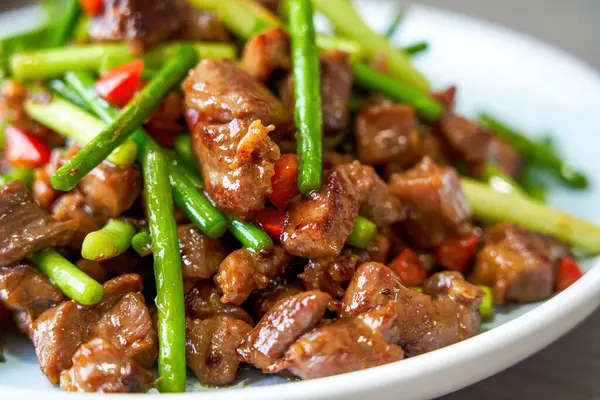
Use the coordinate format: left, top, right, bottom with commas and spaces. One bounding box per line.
173, 134, 198, 172
47, 78, 91, 111
132, 231, 153, 257
142, 148, 187, 393
479, 285, 494, 317
520, 164, 547, 203
312, 0, 429, 92
402, 41, 429, 56
51, 45, 197, 191
24, 88, 137, 165
480, 164, 528, 197
347, 216, 377, 248
81, 219, 135, 261
0, 167, 34, 188
289, 0, 323, 194
228, 217, 274, 252
28, 249, 104, 306
168, 153, 204, 190
461, 177, 600, 254
479, 113, 587, 189
384, 8, 407, 39
352, 61, 443, 123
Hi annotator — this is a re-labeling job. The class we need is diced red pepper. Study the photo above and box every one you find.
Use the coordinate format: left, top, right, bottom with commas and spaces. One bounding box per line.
555, 257, 584, 292
389, 248, 426, 286
256, 208, 285, 240
95, 60, 144, 107
79, 0, 103, 16
4, 124, 51, 168
435, 233, 479, 272
269, 154, 300, 210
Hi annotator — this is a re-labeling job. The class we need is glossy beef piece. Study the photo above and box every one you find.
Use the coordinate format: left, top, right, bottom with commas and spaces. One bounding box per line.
281, 51, 353, 135
0, 181, 77, 267
246, 282, 304, 320
281, 166, 359, 258
437, 113, 522, 179
75, 260, 110, 284
354, 103, 419, 165
76, 160, 142, 219
470, 223, 567, 305
59, 338, 154, 393
214, 246, 292, 305
52, 192, 105, 250
342, 263, 483, 355
242, 28, 291, 83
431, 86, 457, 111
338, 161, 405, 228
32, 274, 157, 385
0, 263, 64, 311
183, 60, 290, 212
186, 316, 252, 386
237, 290, 331, 372
272, 314, 403, 379
89, 0, 182, 53
299, 252, 362, 298
178, 224, 227, 280
389, 157, 472, 247
184, 281, 254, 325
33, 149, 62, 211
178, 9, 230, 42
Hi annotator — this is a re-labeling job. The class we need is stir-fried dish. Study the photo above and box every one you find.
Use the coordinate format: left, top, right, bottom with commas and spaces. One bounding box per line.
0, 0, 599, 394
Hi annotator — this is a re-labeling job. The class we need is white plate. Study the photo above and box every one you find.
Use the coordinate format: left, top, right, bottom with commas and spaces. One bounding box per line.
1, 1, 600, 399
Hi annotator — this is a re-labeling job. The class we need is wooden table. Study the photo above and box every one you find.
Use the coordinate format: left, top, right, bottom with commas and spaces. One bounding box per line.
410, 0, 600, 398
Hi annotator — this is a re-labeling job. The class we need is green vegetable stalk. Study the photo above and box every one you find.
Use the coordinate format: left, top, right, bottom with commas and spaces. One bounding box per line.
142, 148, 187, 393
132, 231, 153, 257
347, 216, 377, 249
228, 217, 274, 252
81, 219, 135, 261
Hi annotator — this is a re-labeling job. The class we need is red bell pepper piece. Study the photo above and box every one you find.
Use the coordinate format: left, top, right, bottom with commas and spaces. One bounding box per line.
95, 60, 144, 107
389, 248, 426, 286
269, 154, 300, 210
256, 208, 286, 240
79, 0, 103, 16
4, 124, 50, 168
435, 233, 479, 272
555, 257, 584, 292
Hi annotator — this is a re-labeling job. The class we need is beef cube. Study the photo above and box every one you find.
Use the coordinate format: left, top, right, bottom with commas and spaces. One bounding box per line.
178, 224, 227, 280
242, 27, 291, 83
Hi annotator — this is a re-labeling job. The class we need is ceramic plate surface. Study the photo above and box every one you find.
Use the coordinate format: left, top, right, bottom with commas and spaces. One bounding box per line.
1, 1, 600, 399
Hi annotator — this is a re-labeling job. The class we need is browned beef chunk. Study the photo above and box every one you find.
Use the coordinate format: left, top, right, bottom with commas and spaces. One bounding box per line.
178, 9, 230, 42
33, 149, 62, 211
246, 282, 304, 320
178, 224, 227, 280
32, 274, 157, 385
437, 113, 522, 179
366, 234, 391, 263
183, 59, 291, 212
281, 166, 359, 258
237, 290, 331, 372
431, 86, 457, 111
184, 281, 254, 325
299, 252, 362, 298
281, 51, 353, 135
59, 338, 154, 393
76, 160, 142, 219
342, 263, 483, 356
271, 313, 403, 379
89, 0, 182, 53
0, 181, 77, 266
470, 223, 568, 305
0, 263, 64, 311
389, 157, 472, 247
214, 246, 292, 305
186, 316, 252, 386
355, 103, 419, 165
52, 192, 105, 250
75, 260, 110, 283
338, 161, 405, 228
242, 28, 291, 83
